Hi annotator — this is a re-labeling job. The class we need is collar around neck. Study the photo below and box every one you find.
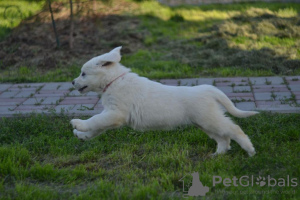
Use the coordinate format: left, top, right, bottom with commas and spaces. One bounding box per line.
103, 72, 127, 93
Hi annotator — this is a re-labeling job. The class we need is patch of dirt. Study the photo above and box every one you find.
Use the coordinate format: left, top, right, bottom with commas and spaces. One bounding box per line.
0, 1, 147, 69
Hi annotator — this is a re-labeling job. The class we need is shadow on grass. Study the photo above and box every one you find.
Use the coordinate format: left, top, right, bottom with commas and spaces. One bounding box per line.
0, 25, 11, 42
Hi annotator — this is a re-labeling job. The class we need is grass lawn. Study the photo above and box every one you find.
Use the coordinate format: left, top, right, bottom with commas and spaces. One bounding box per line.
0, 112, 299, 199
0, 0, 300, 81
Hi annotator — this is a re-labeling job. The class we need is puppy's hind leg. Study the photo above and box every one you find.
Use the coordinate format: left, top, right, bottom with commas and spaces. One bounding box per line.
195, 112, 254, 156
226, 124, 256, 157
194, 119, 231, 156
204, 131, 231, 156
209, 115, 255, 156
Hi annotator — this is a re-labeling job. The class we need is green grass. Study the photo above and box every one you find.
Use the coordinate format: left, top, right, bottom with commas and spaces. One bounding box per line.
0, 0, 44, 41
0, 65, 81, 83
122, 49, 196, 79
0, 112, 299, 199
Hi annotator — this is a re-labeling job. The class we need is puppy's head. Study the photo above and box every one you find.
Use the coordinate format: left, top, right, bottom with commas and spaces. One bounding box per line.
72, 47, 123, 94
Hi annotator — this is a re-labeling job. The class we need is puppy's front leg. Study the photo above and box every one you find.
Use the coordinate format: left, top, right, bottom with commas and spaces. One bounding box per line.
73, 129, 97, 140
71, 110, 125, 133
70, 119, 90, 132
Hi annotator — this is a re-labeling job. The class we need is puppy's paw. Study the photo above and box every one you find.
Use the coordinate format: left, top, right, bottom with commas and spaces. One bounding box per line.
209, 153, 217, 158
248, 149, 256, 157
70, 119, 89, 132
73, 129, 91, 140
210, 152, 223, 158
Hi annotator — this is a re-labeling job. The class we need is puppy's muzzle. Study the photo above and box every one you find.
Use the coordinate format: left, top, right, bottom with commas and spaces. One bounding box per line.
78, 86, 88, 92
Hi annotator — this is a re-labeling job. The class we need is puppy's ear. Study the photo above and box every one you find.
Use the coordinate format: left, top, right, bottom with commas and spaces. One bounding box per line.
110, 46, 122, 55
97, 46, 122, 65
102, 61, 113, 67
95, 61, 113, 67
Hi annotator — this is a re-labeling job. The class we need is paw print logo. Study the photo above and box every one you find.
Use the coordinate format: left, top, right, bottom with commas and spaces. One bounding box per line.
256, 176, 266, 186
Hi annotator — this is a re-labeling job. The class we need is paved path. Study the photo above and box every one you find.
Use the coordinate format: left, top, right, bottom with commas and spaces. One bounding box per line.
0, 76, 299, 118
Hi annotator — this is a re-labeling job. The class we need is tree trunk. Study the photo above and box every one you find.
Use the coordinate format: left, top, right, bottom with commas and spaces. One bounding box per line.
47, 0, 60, 48
69, 0, 74, 49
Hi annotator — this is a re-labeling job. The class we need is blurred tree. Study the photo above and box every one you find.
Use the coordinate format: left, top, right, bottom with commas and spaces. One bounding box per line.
69, 0, 74, 49
47, 0, 60, 48
24, 0, 111, 49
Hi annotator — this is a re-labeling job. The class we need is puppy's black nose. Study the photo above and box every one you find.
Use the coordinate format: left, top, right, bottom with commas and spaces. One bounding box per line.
72, 80, 75, 85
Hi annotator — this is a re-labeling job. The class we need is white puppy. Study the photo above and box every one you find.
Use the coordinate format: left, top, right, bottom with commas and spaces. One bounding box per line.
71, 47, 258, 156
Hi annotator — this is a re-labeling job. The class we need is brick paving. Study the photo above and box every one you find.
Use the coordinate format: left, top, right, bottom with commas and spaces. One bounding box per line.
0, 76, 299, 118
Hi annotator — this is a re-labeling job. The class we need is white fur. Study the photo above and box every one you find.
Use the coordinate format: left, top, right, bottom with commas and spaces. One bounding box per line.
71, 47, 259, 156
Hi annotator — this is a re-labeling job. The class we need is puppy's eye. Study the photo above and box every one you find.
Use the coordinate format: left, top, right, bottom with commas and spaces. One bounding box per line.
102, 62, 112, 67
81, 72, 86, 77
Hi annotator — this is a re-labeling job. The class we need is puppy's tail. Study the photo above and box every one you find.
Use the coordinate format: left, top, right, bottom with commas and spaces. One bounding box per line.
213, 87, 259, 118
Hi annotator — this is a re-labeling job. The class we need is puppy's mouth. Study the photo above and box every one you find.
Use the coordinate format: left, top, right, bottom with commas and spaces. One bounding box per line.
78, 86, 88, 92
